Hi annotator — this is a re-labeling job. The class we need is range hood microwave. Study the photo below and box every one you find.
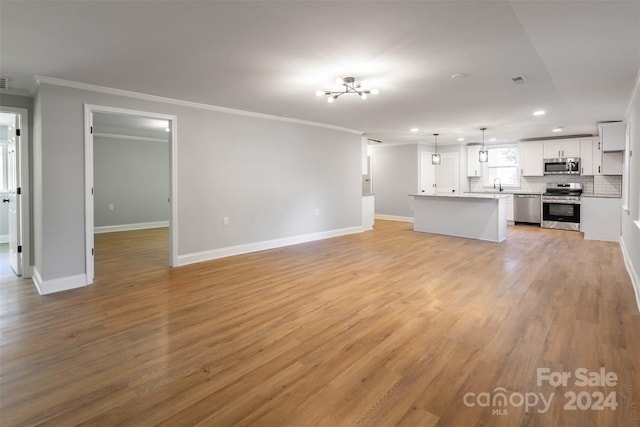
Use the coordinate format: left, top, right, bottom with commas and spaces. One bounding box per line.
544, 158, 580, 175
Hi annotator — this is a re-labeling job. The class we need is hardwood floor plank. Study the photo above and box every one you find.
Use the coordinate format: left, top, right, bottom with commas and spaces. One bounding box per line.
1, 221, 638, 426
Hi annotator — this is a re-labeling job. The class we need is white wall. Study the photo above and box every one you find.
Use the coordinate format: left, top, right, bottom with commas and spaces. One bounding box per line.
621, 81, 640, 310
94, 136, 169, 228
34, 82, 362, 282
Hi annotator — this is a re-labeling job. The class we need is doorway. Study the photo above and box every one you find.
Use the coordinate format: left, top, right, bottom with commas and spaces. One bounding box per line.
84, 105, 177, 285
0, 107, 30, 278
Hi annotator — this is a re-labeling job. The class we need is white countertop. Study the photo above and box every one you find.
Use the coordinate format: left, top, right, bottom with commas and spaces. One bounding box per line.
411, 193, 510, 200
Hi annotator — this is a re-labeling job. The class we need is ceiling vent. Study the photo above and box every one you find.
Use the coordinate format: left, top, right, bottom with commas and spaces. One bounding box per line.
511, 75, 526, 84
367, 138, 383, 144
0, 76, 11, 90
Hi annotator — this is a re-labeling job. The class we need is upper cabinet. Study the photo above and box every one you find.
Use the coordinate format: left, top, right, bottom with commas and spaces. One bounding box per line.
580, 139, 595, 175
598, 122, 625, 151
466, 145, 482, 177
543, 139, 580, 158
519, 141, 544, 176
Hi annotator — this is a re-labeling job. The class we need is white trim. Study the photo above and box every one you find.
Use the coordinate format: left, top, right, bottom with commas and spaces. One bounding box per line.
177, 226, 363, 267
0, 234, 8, 243
95, 221, 169, 234
620, 237, 640, 313
0, 106, 31, 278
32, 268, 88, 295
93, 132, 168, 143
37, 76, 362, 135
374, 214, 414, 223
85, 104, 179, 285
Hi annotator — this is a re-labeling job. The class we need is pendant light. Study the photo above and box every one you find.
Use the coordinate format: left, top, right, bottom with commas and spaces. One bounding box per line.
431, 133, 441, 165
479, 127, 488, 163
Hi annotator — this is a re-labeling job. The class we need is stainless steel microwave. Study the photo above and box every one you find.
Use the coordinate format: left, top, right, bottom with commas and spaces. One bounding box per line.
543, 158, 580, 175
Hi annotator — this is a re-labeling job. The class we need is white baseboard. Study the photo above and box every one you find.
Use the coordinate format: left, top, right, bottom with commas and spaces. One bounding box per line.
33, 268, 88, 295
374, 214, 414, 223
620, 237, 640, 313
0, 234, 8, 244
95, 221, 169, 234
177, 225, 364, 267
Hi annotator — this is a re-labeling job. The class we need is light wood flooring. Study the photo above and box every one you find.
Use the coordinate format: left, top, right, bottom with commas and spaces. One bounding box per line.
1, 221, 639, 426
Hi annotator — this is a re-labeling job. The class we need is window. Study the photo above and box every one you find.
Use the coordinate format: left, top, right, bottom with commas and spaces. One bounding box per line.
482, 145, 520, 187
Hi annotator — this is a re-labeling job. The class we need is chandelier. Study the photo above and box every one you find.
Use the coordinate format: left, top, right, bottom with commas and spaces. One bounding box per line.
316, 77, 380, 103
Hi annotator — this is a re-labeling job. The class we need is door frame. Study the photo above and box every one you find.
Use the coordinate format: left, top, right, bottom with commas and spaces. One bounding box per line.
84, 104, 178, 284
1, 106, 31, 278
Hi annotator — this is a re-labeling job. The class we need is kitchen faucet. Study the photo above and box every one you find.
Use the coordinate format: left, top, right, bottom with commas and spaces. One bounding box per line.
493, 178, 503, 192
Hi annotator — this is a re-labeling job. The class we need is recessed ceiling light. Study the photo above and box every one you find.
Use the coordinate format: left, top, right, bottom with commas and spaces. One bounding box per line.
410, 128, 419, 132
533, 110, 546, 116
457, 137, 465, 141
552, 127, 563, 132
489, 138, 497, 141
451, 73, 468, 79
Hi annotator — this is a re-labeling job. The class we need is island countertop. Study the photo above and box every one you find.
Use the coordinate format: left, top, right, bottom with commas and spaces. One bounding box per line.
411, 193, 510, 200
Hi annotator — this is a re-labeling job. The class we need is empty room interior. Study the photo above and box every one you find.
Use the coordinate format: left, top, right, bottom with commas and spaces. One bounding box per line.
1, 1, 640, 426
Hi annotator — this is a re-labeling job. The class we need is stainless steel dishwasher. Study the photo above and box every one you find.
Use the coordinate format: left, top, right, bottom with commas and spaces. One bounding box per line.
514, 194, 541, 225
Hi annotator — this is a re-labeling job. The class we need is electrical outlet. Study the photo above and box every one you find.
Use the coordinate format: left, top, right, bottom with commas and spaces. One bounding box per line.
315, 208, 320, 216
223, 216, 229, 226
108, 203, 114, 211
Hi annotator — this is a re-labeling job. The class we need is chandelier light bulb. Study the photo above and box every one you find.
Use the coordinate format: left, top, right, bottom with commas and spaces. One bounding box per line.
360, 93, 368, 100
315, 90, 325, 97
370, 88, 380, 95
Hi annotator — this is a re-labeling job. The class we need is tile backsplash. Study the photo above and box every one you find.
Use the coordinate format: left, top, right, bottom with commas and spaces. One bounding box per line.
469, 175, 622, 197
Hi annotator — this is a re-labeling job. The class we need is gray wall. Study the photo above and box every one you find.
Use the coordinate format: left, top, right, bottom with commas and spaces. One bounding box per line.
35, 83, 362, 281
622, 85, 640, 303
94, 136, 169, 227
371, 144, 419, 218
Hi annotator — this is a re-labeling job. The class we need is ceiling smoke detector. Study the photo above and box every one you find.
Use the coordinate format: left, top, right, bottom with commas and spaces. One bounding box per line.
511, 75, 527, 84
0, 76, 11, 90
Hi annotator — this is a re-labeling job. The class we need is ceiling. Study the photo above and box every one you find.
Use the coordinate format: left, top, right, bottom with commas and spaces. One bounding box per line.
1, 1, 639, 145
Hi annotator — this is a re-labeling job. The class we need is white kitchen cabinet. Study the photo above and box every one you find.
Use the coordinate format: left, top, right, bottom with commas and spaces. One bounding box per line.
543, 139, 580, 158
519, 141, 544, 176
602, 152, 623, 175
593, 139, 602, 175
580, 139, 594, 175
581, 197, 621, 241
586, 138, 622, 175
466, 145, 482, 177
599, 122, 625, 151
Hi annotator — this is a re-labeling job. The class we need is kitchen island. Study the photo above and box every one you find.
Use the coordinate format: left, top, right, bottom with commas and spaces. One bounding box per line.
411, 193, 509, 242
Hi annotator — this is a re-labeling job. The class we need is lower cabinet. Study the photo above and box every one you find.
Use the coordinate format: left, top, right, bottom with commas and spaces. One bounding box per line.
581, 197, 621, 241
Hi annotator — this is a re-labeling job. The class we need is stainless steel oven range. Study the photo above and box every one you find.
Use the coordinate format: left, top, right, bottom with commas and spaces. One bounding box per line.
542, 183, 582, 231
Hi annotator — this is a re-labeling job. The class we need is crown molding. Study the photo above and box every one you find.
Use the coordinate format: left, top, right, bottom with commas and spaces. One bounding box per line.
35, 76, 363, 135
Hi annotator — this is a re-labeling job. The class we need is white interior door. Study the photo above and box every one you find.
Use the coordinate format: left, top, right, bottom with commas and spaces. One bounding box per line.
420, 152, 436, 195
6, 117, 21, 275
436, 152, 459, 194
